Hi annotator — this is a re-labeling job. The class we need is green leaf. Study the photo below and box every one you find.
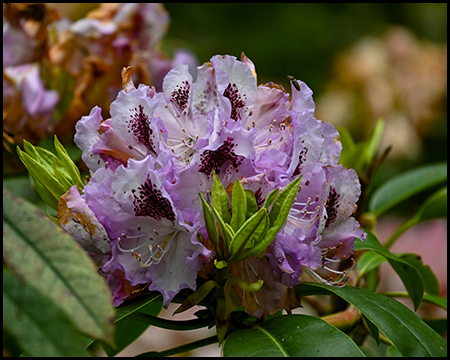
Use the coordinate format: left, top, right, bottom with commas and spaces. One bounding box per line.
3, 188, 115, 343
199, 193, 222, 258
356, 250, 387, 279
54, 135, 84, 191
422, 295, 447, 311
222, 314, 365, 357
249, 176, 301, 257
263, 187, 279, 210
114, 292, 162, 322
365, 118, 385, 167
211, 203, 234, 254
174, 280, 218, 314
16, 138, 85, 210
369, 162, 447, 216
212, 172, 231, 224
230, 178, 247, 231
17, 146, 68, 210
382, 186, 447, 250
415, 186, 447, 221
244, 189, 258, 218
3, 269, 91, 357
268, 176, 301, 227
354, 231, 424, 311
398, 254, 440, 296
384, 292, 447, 311
338, 118, 384, 172
297, 283, 447, 357
229, 208, 269, 261
102, 300, 163, 357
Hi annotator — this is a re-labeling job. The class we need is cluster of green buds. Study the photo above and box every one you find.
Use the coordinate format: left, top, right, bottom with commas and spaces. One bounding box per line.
16, 136, 84, 211
175, 173, 302, 342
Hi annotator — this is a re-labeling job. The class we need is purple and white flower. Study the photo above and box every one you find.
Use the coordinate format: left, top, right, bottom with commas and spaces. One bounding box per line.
66, 53, 365, 311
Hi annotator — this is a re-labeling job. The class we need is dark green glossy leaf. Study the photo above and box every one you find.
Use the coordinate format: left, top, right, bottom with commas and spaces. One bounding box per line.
114, 292, 162, 323
3, 188, 115, 343
297, 283, 447, 357
416, 186, 447, 221
222, 314, 365, 357
398, 253, 440, 296
102, 300, 163, 356
354, 231, 424, 311
356, 250, 387, 279
422, 294, 447, 311
369, 162, 447, 216
3, 269, 90, 357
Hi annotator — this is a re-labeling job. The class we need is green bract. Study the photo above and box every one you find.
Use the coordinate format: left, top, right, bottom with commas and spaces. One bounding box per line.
17, 136, 84, 210
200, 173, 302, 265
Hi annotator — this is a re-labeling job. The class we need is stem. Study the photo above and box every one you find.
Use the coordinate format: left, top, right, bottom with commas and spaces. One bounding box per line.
383, 217, 418, 250
136, 335, 218, 357
130, 312, 212, 331
320, 305, 361, 331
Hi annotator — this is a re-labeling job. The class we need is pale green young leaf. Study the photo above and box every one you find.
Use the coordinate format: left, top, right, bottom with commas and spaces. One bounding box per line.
228, 208, 268, 261
199, 193, 222, 259
17, 147, 67, 210
54, 135, 84, 190
212, 172, 231, 223
263, 187, 279, 210
230, 178, 247, 231
249, 176, 301, 257
244, 189, 258, 218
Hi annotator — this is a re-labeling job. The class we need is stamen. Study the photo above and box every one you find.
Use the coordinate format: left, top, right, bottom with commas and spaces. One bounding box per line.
117, 231, 175, 267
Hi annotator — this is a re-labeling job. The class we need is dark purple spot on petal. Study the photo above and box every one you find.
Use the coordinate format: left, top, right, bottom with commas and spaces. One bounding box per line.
223, 83, 246, 121
132, 175, 175, 222
324, 187, 340, 228
128, 104, 157, 155
293, 142, 308, 177
199, 137, 244, 176
171, 80, 190, 112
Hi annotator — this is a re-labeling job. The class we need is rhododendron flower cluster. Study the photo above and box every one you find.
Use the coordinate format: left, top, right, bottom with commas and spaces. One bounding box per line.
59, 53, 366, 315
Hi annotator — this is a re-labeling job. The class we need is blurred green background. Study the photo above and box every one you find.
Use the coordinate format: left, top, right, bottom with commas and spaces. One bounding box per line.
163, 3, 446, 94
